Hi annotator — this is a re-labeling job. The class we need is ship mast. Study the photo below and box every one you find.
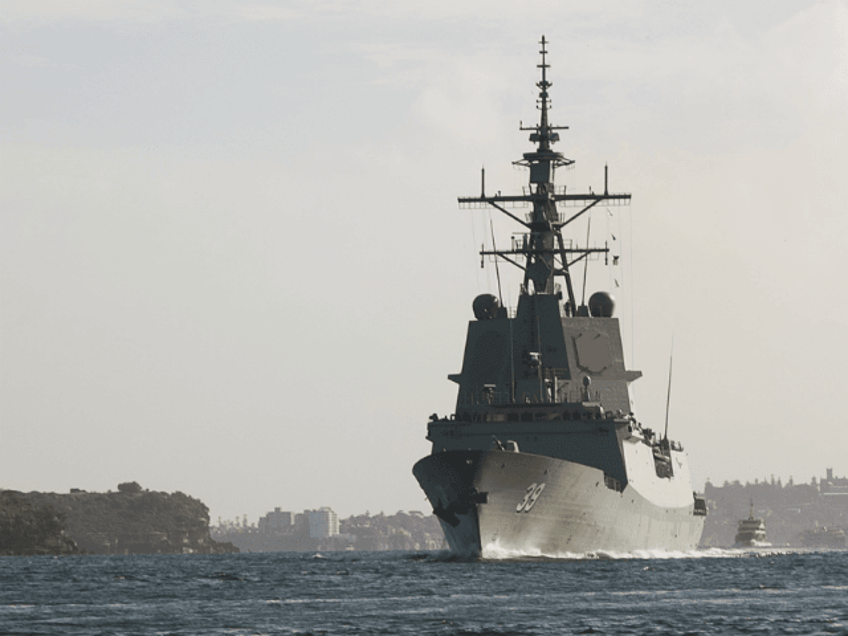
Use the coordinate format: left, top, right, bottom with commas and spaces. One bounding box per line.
458, 35, 631, 312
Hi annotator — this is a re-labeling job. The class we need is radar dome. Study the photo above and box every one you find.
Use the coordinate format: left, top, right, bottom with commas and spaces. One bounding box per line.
588, 292, 615, 318
472, 294, 501, 320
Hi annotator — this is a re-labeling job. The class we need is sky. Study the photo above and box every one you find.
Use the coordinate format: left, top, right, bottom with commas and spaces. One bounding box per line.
2, 0, 847, 524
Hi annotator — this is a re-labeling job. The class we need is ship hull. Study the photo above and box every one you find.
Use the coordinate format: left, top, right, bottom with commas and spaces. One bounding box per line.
413, 449, 704, 557
734, 531, 768, 547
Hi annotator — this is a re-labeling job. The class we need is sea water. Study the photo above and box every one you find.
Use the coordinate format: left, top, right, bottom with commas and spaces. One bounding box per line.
2, 548, 847, 635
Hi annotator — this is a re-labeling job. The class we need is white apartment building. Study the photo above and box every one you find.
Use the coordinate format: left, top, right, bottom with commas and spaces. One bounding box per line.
307, 507, 339, 538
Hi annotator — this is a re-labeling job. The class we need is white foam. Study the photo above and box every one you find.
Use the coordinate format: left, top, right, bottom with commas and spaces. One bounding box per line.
480, 541, 789, 560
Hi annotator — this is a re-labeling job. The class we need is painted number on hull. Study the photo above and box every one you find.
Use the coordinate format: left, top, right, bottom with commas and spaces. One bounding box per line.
516, 483, 546, 513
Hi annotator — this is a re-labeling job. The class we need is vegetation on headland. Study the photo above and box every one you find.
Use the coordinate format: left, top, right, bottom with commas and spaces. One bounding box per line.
2, 483, 237, 556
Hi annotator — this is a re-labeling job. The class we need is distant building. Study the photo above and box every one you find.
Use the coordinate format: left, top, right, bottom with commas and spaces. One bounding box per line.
307, 507, 339, 538
820, 467, 848, 500
701, 467, 848, 547
258, 507, 293, 534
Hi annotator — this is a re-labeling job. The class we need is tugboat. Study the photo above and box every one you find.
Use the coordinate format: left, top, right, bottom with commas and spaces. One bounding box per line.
734, 500, 768, 547
412, 37, 707, 557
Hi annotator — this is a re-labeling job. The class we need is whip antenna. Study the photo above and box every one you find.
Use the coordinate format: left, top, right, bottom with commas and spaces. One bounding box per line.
580, 210, 593, 306
663, 336, 674, 440
490, 215, 504, 306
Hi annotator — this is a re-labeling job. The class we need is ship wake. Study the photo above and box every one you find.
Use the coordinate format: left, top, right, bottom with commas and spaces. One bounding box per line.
481, 541, 790, 561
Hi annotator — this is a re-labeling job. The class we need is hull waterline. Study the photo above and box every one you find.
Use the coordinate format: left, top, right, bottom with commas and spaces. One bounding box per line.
414, 450, 703, 557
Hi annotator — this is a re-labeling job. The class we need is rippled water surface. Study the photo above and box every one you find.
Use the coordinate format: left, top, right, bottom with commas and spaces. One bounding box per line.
2, 549, 847, 635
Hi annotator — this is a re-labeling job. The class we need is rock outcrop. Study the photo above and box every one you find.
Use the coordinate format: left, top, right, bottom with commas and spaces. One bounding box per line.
0, 490, 82, 556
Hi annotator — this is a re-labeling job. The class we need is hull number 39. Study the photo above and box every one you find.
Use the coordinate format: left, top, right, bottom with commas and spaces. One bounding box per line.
516, 483, 546, 512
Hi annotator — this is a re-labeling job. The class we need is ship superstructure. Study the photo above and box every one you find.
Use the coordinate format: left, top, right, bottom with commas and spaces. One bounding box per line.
413, 37, 706, 556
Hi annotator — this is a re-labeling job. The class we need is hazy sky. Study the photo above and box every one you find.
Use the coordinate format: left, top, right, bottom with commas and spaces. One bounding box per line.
2, 0, 847, 524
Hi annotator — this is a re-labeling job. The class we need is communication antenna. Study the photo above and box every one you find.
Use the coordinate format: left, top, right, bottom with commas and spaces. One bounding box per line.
480, 165, 504, 306
580, 210, 593, 306
663, 336, 674, 440
489, 215, 504, 306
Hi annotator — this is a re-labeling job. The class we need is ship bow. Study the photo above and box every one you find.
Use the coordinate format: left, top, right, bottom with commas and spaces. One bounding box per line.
413, 451, 487, 556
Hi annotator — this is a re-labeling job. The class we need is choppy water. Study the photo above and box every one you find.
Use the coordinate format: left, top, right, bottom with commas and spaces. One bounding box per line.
2, 548, 847, 635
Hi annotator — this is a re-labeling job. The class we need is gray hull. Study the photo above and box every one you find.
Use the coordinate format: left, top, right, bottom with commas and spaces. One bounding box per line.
414, 449, 705, 557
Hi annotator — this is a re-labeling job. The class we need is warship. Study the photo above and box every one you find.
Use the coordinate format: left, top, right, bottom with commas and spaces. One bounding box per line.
412, 37, 707, 557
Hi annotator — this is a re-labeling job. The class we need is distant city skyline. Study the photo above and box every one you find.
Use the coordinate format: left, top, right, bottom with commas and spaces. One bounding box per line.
218, 505, 430, 529
215, 465, 847, 527
2, 0, 847, 523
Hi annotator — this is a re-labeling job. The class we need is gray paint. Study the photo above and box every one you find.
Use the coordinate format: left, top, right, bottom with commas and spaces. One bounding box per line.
413, 37, 705, 556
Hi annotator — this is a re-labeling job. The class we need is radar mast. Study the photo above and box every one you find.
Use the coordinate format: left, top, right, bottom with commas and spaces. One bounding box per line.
458, 35, 631, 313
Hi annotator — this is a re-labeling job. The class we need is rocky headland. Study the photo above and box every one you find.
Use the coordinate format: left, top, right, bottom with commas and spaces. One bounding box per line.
2, 482, 237, 556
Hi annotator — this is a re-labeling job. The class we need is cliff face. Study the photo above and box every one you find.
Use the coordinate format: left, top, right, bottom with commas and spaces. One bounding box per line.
22, 483, 237, 555
0, 490, 82, 556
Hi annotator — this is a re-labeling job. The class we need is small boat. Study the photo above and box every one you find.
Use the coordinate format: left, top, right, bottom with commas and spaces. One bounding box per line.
734, 500, 768, 547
